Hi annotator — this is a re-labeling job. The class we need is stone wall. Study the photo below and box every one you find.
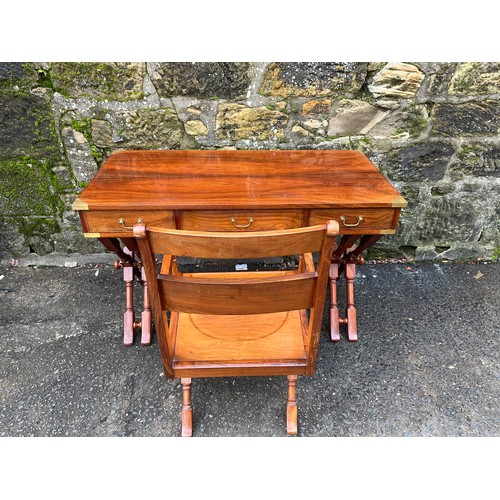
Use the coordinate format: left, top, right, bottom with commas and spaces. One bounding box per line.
1, 62, 499, 261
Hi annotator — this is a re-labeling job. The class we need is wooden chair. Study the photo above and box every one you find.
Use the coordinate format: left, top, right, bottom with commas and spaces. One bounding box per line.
133, 220, 339, 436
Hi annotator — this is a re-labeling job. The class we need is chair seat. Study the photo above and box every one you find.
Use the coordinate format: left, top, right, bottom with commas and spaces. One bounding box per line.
171, 309, 308, 378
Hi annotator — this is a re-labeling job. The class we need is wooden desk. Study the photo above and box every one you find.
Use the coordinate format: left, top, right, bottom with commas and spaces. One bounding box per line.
72, 149, 407, 345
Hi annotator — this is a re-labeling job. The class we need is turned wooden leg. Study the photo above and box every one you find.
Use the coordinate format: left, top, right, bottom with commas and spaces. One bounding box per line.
286, 375, 298, 435
181, 378, 193, 437
329, 236, 358, 342
342, 235, 382, 342
100, 238, 137, 346
123, 265, 135, 346
140, 266, 152, 345
345, 262, 357, 342
329, 263, 341, 342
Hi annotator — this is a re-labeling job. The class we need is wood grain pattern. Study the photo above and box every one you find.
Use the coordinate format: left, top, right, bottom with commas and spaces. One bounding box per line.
81, 210, 175, 234
73, 150, 407, 211
180, 209, 302, 231
158, 273, 317, 315
173, 310, 307, 363
309, 208, 394, 231
146, 223, 330, 258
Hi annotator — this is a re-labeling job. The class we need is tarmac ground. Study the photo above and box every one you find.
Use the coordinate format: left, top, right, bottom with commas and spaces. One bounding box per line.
0, 256, 498, 438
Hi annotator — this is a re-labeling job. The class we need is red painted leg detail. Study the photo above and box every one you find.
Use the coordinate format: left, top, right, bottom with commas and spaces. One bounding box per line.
329, 263, 341, 342
140, 266, 152, 345
123, 265, 135, 346
345, 262, 357, 342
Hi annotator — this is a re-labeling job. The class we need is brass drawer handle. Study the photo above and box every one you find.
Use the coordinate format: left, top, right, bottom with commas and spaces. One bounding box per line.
230, 217, 254, 229
339, 215, 364, 227
118, 218, 143, 229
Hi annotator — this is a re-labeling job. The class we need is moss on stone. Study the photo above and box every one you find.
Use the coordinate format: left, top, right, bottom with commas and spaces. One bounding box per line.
0, 63, 39, 90
0, 91, 60, 160
449, 63, 500, 95
17, 216, 60, 239
0, 153, 71, 256
351, 136, 374, 147
32, 66, 56, 91
492, 248, 500, 262
0, 157, 60, 217
71, 118, 105, 164
51, 62, 145, 101
459, 143, 483, 155
8, 216, 61, 256
365, 247, 405, 260
407, 116, 429, 138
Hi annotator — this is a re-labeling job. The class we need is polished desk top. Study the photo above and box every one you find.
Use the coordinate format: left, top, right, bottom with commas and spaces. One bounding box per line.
72, 150, 407, 211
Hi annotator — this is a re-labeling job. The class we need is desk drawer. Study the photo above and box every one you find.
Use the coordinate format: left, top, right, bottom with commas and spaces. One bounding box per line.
180, 210, 303, 231
309, 208, 397, 233
81, 210, 175, 235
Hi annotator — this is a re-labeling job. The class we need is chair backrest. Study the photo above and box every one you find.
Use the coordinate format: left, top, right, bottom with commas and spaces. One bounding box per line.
134, 221, 338, 377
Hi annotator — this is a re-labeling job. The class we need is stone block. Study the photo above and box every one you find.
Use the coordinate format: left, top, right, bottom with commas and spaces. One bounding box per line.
431, 183, 456, 196
301, 99, 331, 115
426, 63, 457, 96
0, 218, 30, 258
415, 246, 439, 261
330, 101, 429, 140
381, 142, 454, 182
414, 193, 486, 245
15, 217, 59, 255
151, 63, 250, 99
61, 128, 98, 184
450, 143, 500, 179
439, 243, 493, 261
0, 159, 58, 217
0, 215, 61, 257
52, 165, 72, 189
291, 124, 311, 137
480, 208, 500, 248
368, 63, 425, 98
373, 105, 429, 140
118, 108, 185, 149
51, 194, 102, 254
184, 120, 208, 136
216, 103, 288, 140
0, 92, 59, 159
0, 62, 27, 80
431, 101, 500, 136
0, 62, 39, 89
51, 62, 146, 101
328, 99, 384, 136
449, 62, 500, 95
91, 120, 114, 148
260, 62, 367, 97
303, 119, 327, 130
52, 229, 103, 255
